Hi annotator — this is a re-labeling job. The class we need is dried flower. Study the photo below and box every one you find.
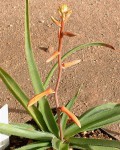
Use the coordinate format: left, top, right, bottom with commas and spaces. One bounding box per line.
62, 60, 81, 69
59, 106, 81, 128
28, 88, 55, 107
63, 32, 77, 37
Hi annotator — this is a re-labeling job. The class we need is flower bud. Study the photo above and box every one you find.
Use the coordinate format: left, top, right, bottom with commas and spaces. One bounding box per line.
59, 4, 68, 14
58, 4, 72, 21
51, 16, 61, 27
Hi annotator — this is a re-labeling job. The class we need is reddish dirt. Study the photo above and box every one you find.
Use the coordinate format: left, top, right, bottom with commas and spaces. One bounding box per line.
0, 0, 120, 140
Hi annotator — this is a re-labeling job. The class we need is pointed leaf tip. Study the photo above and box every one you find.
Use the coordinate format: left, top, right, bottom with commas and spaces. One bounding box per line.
102, 43, 115, 50
28, 88, 55, 107
59, 106, 81, 128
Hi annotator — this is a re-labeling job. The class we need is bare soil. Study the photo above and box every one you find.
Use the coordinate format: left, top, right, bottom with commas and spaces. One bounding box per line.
0, 0, 120, 140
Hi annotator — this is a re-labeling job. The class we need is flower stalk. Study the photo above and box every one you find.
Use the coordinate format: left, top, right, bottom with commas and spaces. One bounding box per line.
54, 19, 64, 141
53, 4, 73, 140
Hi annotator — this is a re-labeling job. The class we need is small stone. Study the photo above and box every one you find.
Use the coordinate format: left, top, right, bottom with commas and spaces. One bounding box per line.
8, 24, 13, 27
39, 20, 44, 23
47, 24, 51, 27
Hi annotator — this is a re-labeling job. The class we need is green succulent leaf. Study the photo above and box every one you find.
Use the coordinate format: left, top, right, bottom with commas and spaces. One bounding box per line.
15, 142, 51, 150
68, 137, 120, 150
44, 42, 114, 88
79, 103, 118, 121
39, 98, 59, 137
0, 123, 54, 141
11, 123, 37, 130
0, 67, 48, 131
25, 0, 44, 94
52, 137, 69, 150
61, 85, 83, 134
25, 0, 59, 137
35, 147, 51, 150
64, 103, 120, 138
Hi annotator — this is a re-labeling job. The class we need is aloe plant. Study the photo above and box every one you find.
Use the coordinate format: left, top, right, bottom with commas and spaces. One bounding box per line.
0, 1, 120, 150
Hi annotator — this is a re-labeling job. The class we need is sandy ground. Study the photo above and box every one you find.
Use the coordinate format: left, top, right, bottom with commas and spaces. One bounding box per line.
0, 0, 120, 140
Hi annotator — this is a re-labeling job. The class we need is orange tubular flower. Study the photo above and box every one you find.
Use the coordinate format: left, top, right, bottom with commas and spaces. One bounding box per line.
62, 60, 81, 69
46, 51, 60, 63
27, 88, 55, 107
59, 106, 81, 128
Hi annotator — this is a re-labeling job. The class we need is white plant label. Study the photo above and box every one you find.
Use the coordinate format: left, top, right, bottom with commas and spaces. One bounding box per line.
0, 104, 9, 150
